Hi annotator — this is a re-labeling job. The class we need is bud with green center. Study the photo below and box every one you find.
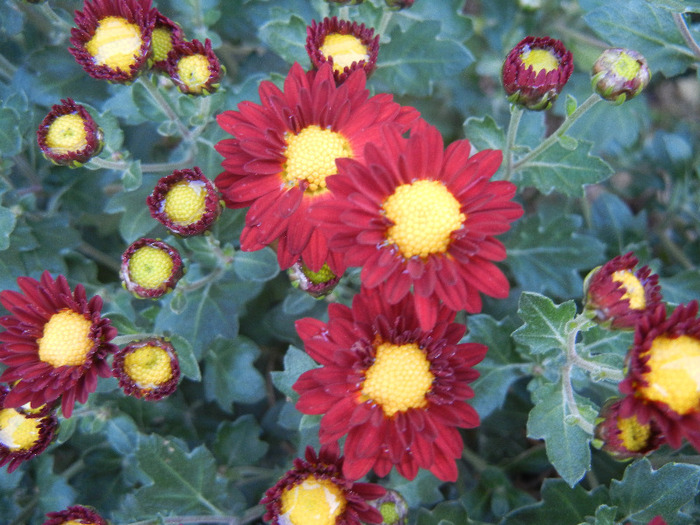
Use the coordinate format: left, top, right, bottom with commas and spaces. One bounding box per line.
120, 238, 184, 298
592, 48, 651, 105
372, 489, 408, 525
288, 261, 342, 299
150, 11, 184, 72
384, 0, 415, 9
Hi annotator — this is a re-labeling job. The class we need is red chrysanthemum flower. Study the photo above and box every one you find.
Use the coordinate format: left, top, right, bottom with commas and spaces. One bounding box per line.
0, 272, 117, 418
294, 287, 487, 481
594, 397, 664, 460
150, 10, 184, 71
147, 167, 222, 236
306, 17, 379, 84
0, 385, 58, 473
584, 252, 663, 330
43, 505, 108, 525
69, 0, 156, 83
37, 98, 104, 168
214, 62, 419, 275
112, 338, 180, 400
119, 238, 184, 298
619, 301, 700, 451
260, 445, 385, 525
501, 35, 573, 110
311, 119, 523, 330
166, 38, 222, 96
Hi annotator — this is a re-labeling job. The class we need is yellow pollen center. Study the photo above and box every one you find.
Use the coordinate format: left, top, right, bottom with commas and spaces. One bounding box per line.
280, 475, 347, 525
37, 309, 93, 367
129, 246, 175, 290
616, 414, 652, 452
283, 125, 353, 195
64, 521, 98, 525
613, 52, 641, 80
163, 180, 207, 224
639, 335, 700, 415
320, 33, 369, 73
612, 270, 646, 310
520, 47, 560, 72
123, 345, 173, 389
0, 408, 41, 451
45, 114, 88, 155
152, 27, 174, 63
382, 180, 465, 259
86, 16, 143, 71
360, 342, 434, 417
177, 54, 211, 92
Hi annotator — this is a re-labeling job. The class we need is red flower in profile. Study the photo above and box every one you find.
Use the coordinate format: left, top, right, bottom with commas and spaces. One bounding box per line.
215, 62, 419, 275
584, 252, 663, 329
311, 120, 522, 330
619, 301, 700, 451
260, 445, 385, 525
294, 287, 487, 481
0, 272, 117, 418
594, 397, 664, 460
306, 17, 379, 84
69, 0, 157, 83
43, 505, 108, 525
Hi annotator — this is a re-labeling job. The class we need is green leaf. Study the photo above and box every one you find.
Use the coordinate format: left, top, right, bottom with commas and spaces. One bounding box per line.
502, 478, 609, 525
0, 205, 17, 251
203, 336, 266, 411
169, 333, 201, 381
647, 0, 700, 12
526, 379, 596, 487
387, 469, 445, 509
659, 270, 700, 305
131, 434, 232, 515
463, 115, 506, 152
611, 459, 700, 524
213, 415, 269, 468
232, 247, 280, 282
0, 107, 22, 157
372, 22, 474, 97
258, 14, 309, 65
121, 160, 143, 191
416, 500, 470, 525
512, 292, 577, 357
584, 1, 696, 78
271, 345, 319, 400
584, 504, 619, 525
506, 213, 606, 298
590, 192, 648, 253
35, 455, 78, 517
515, 139, 613, 197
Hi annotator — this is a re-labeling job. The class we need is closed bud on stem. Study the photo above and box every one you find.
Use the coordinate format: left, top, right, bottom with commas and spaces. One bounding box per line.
592, 48, 651, 105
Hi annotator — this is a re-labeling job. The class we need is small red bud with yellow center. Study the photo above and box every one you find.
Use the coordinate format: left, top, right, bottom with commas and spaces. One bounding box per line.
42, 505, 108, 525
112, 338, 180, 400
120, 238, 184, 298
502, 35, 573, 111
593, 397, 664, 460
166, 38, 222, 96
592, 48, 651, 105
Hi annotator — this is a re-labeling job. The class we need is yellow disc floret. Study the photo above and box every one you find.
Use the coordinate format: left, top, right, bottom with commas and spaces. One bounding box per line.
163, 180, 206, 224
124, 345, 173, 389
0, 409, 41, 451
639, 335, 700, 415
320, 33, 369, 73
129, 246, 175, 290
616, 414, 652, 452
612, 270, 646, 310
280, 475, 347, 525
37, 309, 93, 367
85, 16, 143, 71
383, 180, 465, 259
613, 51, 641, 81
45, 114, 88, 155
283, 125, 353, 196
177, 54, 211, 93
152, 27, 174, 63
360, 342, 434, 417
520, 47, 560, 72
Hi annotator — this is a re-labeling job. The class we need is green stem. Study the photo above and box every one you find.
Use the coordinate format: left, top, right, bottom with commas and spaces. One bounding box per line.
512, 94, 601, 172
461, 445, 489, 473
673, 12, 700, 60
0, 53, 17, 81
377, 10, 393, 38
88, 152, 196, 173
77, 243, 121, 273
137, 76, 192, 141
38, 2, 72, 31
502, 104, 524, 181
339, 6, 350, 19
111, 334, 166, 346
125, 506, 265, 525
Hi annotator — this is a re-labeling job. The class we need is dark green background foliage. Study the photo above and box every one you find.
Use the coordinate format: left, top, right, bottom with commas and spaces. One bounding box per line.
1, 0, 699, 524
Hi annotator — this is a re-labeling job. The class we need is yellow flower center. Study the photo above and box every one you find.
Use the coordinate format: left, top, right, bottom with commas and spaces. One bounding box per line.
177, 54, 211, 93
639, 335, 700, 415
128, 246, 175, 290
152, 26, 174, 63
379, 502, 401, 524
37, 309, 93, 368
302, 263, 336, 285
280, 475, 347, 525
123, 345, 173, 389
64, 521, 99, 525
612, 270, 646, 310
382, 180, 465, 259
86, 16, 143, 71
616, 413, 652, 452
45, 114, 88, 155
283, 125, 353, 196
163, 180, 207, 224
520, 47, 560, 72
0, 408, 41, 451
612, 51, 641, 81
320, 33, 369, 73
360, 342, 434, 417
